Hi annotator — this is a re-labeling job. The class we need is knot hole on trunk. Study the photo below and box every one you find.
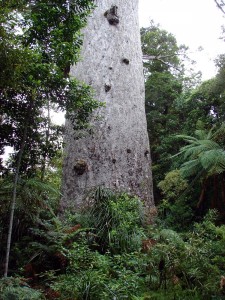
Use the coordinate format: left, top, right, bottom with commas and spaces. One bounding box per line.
104, 5, 119, 25
74, 159, 88, 175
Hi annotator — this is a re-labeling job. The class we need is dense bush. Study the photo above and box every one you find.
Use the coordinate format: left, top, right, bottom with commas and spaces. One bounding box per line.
157, 170, 195, 231
1, 190, 225, 299
74, 188, 146, 254
0, 277, 44, 300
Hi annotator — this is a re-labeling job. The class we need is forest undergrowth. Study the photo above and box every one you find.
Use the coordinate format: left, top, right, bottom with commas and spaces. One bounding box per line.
1, 187, 225, 300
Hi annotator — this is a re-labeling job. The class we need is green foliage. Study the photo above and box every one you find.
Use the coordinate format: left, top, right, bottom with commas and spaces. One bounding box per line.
0, 0, 97, 173
144, 212, 225, 298
158, 169, 188, 201
51, 207, 225, 299
0, 0, 99, 277
187, 75, 225, 127
141, 20, 185, 75
2, 12, 225, 299
52, 243, 111, 299
141, 20, 225, 211
1, 188, 225, 299
172, 126, 225, 213
0, 277, 44, 300
0, 160, 62, 275
0, 175, 60, 220
176, 125, 225, 178
157, 170, 194, 230
53, 248, 147, 299
141, 21, 200, 204
76, 188, 145, 254
158, 197, 194, 232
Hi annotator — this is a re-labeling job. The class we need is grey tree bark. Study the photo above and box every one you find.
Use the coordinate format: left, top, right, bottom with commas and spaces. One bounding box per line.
62, 0, 154, 212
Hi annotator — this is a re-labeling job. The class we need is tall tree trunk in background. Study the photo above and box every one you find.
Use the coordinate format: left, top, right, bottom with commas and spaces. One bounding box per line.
4, 100, 33, 277
41, 98, 50, 181
62, 0, 154, 213
4, 139, 26, 277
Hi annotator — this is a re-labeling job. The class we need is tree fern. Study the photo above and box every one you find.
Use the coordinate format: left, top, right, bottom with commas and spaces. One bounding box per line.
200, 149, 225, 175
175, 125, 225, 210
176, 125, 225, 178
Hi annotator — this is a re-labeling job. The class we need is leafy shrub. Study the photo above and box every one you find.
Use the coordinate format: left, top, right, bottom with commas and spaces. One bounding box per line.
3, 187, 225, 300
108, 252, 147, 298
0, 277, 44, 300
158, 197, 194, 231
52, 245, 147, 299
76, 188, 146, 253
144, 211, 225, 299
52, 245, 111, 299
158, 170, 188, 201
0, 175, 60, 276
157, 170, 195, 230
51, 189, 148, 299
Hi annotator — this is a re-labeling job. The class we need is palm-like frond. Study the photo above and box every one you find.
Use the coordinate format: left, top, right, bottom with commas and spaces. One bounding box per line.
195, 129, 209, 140
176, 125, 225, 179
174, 125, 225, 210
0, 176, 60, 223
200, 149, 225, 175
211, 123, 225, 141
180, 159, 203, 178
176, 139, 221, 163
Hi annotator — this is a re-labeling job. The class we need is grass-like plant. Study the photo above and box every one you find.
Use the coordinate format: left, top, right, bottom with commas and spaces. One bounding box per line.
77, 187, 146, 254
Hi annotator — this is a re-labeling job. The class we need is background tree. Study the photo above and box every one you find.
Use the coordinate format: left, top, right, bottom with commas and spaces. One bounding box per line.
0, 0, 98, 277
155, 53, 225, 220
141, 21, 201, 203
175, 126, 225, 215
141, 21, 186, 75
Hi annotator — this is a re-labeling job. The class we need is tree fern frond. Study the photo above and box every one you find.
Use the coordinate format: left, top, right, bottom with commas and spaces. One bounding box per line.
200, 149, 224, 171
206, 126, 216, 140
198, 139, 221, 150
180, 159, 202, 178
24, 178, 61, 196
200, 149, 225, 175
178, 139, 221, 161
176, 134, 199, 143
195, 129, 208, 140
211, 123, 225, 141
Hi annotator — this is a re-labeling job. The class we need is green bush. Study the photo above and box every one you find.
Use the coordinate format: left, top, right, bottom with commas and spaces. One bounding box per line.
3, 188, 225, 300
157, 170, 195, 231
143, 211, 225, 299
158, 170, 188, 201
52, 247, 147, 299
76, 188, 146, 253
50, 191, 225, 299
0, 277, 44, 300
51, 189, 148, 299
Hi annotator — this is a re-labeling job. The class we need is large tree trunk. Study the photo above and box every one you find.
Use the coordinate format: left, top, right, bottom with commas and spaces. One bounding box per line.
62, 0, 154, 212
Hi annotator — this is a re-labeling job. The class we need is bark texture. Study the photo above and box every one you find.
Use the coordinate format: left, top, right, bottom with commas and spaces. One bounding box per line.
62, 0, 154, 211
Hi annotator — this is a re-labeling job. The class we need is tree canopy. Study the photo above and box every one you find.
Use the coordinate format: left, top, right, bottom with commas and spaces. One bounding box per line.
0, 0, 97, 175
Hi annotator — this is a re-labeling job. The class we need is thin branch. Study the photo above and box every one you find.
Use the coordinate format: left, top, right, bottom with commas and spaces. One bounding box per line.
4, 98, 33, 277
142, 54, 181, 72
214, 0, 225, 14
4, 130, 28, 277
142, 52, 186, 61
